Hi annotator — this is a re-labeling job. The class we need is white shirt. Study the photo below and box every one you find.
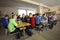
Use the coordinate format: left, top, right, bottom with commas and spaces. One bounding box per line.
53, 15, 57, 20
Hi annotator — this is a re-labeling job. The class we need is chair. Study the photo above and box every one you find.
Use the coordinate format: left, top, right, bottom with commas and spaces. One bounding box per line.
8, 31, 20, 40
45, 24, 50, 30
46, 24, 50, 27
8, 27, 26, 40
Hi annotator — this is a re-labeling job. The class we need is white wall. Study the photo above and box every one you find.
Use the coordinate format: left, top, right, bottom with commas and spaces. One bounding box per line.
0, 7, 18, 17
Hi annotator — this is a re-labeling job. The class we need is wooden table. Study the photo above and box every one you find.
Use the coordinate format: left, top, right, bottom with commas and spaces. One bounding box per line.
17, 22, 31, 39
17, 22, 31, 30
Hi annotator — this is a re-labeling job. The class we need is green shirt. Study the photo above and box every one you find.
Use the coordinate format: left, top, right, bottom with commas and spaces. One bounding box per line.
8, 18, 17, 32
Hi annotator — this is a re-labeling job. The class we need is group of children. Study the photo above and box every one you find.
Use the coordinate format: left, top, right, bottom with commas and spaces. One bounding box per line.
1, 12, 57, 39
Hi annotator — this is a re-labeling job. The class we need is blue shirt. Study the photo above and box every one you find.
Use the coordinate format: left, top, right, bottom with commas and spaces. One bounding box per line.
47, 16, 51, 23
35, 16, 42, 24
21, 17, 26, 22
41, 16, 46, 20
1, 18, 8, 28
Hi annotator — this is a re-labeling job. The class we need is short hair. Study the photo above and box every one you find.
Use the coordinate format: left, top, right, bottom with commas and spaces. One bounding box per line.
12, 14, 17, 18
5, 14, 9, 17
36, 13, 40, 16
11, 12, 14, 14
22, 14, 24, 15
42, 14, 45, 16
33, 14, 35, 16
29, 13, 32, 14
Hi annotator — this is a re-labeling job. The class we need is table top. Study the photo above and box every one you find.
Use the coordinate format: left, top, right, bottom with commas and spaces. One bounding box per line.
17, 22, 30, 30
17, 22, 30, 27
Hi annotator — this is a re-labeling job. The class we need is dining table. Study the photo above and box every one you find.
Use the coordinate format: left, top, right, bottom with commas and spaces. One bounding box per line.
17, 22, 31, 39
17, 22, 31, 30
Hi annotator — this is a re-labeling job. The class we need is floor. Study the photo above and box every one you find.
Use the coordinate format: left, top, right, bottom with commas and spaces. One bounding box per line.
0, 22, 60, 40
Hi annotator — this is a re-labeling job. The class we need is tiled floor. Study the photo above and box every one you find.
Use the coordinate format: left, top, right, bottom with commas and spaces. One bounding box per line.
0, 22, 60, 40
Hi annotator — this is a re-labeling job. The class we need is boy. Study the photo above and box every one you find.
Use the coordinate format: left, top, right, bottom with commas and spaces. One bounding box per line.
29, 13, 35, 29
1, 15, 9, 35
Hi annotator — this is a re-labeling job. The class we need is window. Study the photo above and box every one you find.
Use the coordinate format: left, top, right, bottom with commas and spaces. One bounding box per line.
18, 9, 26, 17
18, 9, 36, 17
27, 10, 35, 16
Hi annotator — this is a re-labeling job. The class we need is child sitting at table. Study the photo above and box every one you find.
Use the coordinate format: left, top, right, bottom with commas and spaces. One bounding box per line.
21, 14, 33, 36
29, 13, 35, 29
35, 13, 42, 32
41, 14, 48, 29
21, 14, 26, 22
48, 14, 54, 29
25, 15, 30, 23
17, 15, 22, 24
52, 13, 57, 25
8, 14, 22, 39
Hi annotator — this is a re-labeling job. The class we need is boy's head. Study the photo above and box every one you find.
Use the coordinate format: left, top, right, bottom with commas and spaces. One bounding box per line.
22, 14, 25, 18
29, 13, 32, 17
5, 15, 9, 19
36, 13, 40, 16
33, 14, 35, 16
12, 14, 17, 20
42, 14, 45, 16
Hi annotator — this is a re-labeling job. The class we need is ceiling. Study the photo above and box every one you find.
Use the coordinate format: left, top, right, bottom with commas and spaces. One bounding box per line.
0, 0, 60, 7
0, 0, 37, 9
31, 0, 60, 6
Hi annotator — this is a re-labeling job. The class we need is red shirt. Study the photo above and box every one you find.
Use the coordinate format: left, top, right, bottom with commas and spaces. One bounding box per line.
50, 15, 53, 19
30, 16, 35, 28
